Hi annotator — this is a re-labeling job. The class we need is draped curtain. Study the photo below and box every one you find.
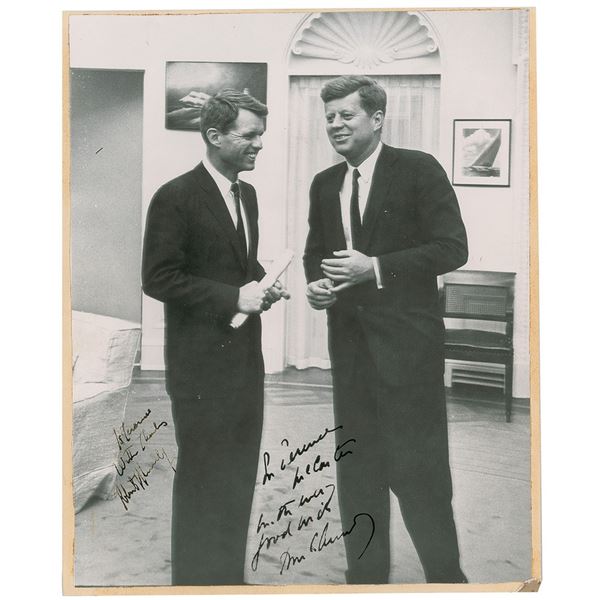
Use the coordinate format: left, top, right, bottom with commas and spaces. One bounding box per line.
285, 75, 441, 369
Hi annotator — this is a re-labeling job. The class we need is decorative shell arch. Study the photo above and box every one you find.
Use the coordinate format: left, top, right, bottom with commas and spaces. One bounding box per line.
291, 11, 439, 69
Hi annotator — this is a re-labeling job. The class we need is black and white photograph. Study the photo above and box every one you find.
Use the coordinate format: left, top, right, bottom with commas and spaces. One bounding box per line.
64, 6, 539, 593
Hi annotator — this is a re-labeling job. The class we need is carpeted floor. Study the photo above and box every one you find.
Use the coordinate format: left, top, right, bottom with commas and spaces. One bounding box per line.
73, 369, 532, 588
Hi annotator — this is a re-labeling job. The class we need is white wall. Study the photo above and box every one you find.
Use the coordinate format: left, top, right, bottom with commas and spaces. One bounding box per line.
70, 68, 144, 323
435, 10, 518, 271
69, 9, 531, 396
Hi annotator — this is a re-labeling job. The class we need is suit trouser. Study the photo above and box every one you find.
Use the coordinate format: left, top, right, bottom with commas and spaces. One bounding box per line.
169, 371, 264, 585
330, 327, 464, 584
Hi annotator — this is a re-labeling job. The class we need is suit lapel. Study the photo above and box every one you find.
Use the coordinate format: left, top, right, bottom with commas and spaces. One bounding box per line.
361, 144, 396, 250
322, 162, 348, 251
193, 163, 247, 270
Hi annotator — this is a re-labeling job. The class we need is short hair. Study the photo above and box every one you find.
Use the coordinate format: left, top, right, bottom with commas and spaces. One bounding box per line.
200, 89, 268, 144
320, 76, 387, 116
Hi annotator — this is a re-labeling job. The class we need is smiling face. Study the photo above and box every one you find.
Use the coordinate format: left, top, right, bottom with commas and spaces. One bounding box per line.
208, 108, 265, 180
324, 91, 383, 166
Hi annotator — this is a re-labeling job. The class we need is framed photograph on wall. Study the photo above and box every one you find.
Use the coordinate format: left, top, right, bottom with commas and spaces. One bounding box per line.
165, 61, 268, 131
452, 119, 512, 187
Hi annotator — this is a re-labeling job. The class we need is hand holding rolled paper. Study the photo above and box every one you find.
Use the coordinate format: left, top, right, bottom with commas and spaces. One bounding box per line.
230, 250, 294, 329
261, 280, 291, 311
236, 281, 266, 315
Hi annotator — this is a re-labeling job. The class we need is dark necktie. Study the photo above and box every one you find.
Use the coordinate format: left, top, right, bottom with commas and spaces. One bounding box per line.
350, 168, 362, 249
230, 182, 247, 257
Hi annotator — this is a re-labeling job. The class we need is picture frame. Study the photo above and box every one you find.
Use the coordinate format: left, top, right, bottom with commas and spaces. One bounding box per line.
165, 61, 268, 131
452, 119, 512, 187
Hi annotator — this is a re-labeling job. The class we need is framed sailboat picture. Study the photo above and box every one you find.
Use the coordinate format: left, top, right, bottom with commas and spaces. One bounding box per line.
452, 119, 512, 186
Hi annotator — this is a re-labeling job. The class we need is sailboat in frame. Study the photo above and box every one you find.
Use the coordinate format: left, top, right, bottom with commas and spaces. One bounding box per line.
467, 130, 501, 176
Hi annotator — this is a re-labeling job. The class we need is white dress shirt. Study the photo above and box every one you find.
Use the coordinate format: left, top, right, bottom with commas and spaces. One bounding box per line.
339, 142, 384, 288
203, 158, 250, 255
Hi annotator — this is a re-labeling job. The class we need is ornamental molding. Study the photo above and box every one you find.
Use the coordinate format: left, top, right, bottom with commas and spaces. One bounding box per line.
290, 11, 439, 69
512, 9, 530, 64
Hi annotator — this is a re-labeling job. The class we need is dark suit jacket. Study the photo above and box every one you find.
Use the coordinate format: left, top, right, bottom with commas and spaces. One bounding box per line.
142, 162, 266, 398
304, 144, 468, 387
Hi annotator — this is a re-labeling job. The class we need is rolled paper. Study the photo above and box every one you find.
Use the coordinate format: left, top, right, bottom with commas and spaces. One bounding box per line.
230, 249, 294, 329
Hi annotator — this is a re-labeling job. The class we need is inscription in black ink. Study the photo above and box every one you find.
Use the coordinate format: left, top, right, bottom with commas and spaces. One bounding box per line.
279, 549, 306, 574
113, 443, 139, 476
251, 520, 293, 572
115, 448, 176, 511
310, 513, 375, 559
279, 424, 342, 469
262, 451, 275, 485
334, 438, 356, 461
113, 408, 152, 450
112, 407, 174, 510
252, 423, 372, 576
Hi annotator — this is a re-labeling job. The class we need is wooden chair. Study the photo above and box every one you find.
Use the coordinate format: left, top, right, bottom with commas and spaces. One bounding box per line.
440, 270, 516, 422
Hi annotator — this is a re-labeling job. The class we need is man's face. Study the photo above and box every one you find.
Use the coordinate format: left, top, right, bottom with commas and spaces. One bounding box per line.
217, 108, 265, 175
324, 91, 383, 166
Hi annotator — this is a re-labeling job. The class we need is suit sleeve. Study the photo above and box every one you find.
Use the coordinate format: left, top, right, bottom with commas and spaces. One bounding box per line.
303, 176, 327, 283
377, 153, 468, 284
142, 185, 239, 317
250, 186, 267, 282
256, 262, 267, 282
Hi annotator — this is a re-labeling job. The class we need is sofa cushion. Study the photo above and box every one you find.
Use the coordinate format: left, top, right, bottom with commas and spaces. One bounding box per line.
71, 311, 141, 512
72, 311, 140, 385
73, 387, 130, 512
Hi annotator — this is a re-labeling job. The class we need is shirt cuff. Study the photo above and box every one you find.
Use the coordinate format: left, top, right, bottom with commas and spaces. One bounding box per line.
372, 257, 384, 289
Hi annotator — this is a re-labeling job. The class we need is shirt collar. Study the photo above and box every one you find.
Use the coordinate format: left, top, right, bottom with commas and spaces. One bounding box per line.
203, 157, 238, 199
346, 141, 383, 184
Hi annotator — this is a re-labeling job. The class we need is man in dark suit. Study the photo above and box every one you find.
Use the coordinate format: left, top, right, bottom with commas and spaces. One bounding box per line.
142, 90, 287, 585
304, 76, 468, 584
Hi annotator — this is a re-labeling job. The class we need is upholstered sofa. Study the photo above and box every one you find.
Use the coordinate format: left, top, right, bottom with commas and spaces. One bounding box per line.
71, 311, 141, 513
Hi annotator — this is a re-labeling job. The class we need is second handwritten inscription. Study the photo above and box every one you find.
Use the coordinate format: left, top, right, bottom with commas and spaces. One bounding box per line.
250, 424, 374, 579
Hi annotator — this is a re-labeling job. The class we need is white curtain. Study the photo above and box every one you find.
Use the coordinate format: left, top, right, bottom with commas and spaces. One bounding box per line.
285, 75, 441, 369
